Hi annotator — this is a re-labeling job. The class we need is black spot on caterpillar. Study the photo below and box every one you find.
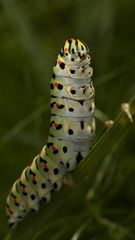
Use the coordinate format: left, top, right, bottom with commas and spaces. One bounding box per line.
6, 38, 95, 228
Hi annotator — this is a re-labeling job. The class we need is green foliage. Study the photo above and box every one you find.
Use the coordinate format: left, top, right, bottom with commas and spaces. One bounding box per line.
0, 0, 135, 239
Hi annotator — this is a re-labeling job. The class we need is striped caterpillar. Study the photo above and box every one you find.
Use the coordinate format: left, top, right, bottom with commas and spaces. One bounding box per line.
6, 38, 95, 228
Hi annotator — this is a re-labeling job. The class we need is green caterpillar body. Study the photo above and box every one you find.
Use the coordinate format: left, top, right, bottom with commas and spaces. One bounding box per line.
6, 38, 95, 228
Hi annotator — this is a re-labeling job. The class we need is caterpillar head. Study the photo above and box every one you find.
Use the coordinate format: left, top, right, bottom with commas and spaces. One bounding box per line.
53, 38, 93, 79
61, 38, 89, 60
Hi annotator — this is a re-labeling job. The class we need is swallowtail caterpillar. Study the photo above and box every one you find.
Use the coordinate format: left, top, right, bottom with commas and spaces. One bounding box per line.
6, 38, 96, 228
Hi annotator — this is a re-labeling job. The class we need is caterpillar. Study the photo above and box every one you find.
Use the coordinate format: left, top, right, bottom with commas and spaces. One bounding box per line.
6, 38, 96, 228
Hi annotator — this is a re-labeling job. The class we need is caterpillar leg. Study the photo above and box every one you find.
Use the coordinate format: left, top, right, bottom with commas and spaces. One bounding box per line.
63, 174, 74, 187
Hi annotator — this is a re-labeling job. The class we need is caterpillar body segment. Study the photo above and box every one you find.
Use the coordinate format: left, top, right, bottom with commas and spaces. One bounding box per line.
6, 38, 95, 228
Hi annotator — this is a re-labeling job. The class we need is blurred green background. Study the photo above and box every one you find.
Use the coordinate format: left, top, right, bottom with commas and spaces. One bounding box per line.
0, 0, 135, 239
